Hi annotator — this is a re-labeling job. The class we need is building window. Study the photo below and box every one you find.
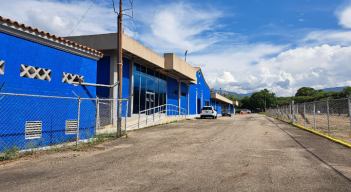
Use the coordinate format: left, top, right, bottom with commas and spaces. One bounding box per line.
133, 63, 167, 114
20, 64, 51, 81
62, 72, 84, 84
198, 71, 201, 77
181, 92, 186, 97
172, 89, 178, 95
205, 100, 209, 106
0, 60, 4, 75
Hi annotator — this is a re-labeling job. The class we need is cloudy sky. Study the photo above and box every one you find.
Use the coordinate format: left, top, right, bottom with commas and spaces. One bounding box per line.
1, 0, 351, 96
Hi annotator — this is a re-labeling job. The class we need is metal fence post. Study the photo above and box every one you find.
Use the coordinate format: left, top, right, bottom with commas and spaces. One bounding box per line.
125, 100, 128, 135
304, 102, 306, 127
76, 98, 81, 147
292, 100, 294, 124
348, 96, 351, 131
146, 109, 148, 125
313, 99, 317, 130
296, 102, 299, 124
327, 96, 330, 136
95, 97, 99, 135
72, 91, 86, 147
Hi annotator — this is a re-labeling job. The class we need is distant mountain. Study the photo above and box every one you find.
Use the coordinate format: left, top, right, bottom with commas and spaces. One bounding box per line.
213, 90, 253, 98
213, 86, 348, 99
321, 86, 347, 92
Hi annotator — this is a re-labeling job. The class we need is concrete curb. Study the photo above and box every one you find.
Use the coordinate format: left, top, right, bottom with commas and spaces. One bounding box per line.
265, 114, 351, 149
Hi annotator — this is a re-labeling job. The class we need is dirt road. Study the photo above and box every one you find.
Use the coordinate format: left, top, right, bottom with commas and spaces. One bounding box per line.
1, 114, 351, 191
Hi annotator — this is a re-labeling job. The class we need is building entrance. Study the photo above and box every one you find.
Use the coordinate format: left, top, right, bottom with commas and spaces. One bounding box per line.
146, 91, 155, 114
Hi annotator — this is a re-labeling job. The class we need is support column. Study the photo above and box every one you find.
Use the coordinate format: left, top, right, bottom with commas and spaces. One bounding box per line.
178, 81, 181, 115
109, 50, 118, 126
196, 88, 198, 114
129, 58, 134, 117
201, 90, 203, 109
187, 83, 189, 115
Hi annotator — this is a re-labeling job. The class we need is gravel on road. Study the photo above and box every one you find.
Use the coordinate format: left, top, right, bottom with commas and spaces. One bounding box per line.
1, 114, 351, 191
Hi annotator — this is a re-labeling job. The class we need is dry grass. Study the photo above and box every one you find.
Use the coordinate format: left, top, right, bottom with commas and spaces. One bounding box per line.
282, 113, 351, 144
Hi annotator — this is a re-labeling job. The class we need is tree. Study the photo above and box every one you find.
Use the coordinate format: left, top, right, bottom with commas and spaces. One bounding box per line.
295, 87, 317, 97
239, 96, 251, 109
248, 89, 276, 110
338, 86, 351, 98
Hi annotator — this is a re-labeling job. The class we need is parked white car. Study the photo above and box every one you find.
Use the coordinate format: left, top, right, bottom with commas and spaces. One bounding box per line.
200, 106, 217, 119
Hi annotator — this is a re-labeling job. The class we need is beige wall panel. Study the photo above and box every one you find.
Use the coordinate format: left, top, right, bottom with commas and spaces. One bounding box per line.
164, 53, 197, 81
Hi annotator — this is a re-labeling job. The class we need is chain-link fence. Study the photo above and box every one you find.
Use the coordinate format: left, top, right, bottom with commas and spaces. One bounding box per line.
0, 92, 128, 153
266, 97, 351, 144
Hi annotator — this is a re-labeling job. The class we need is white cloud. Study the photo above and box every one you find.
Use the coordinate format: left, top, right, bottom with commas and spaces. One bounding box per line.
196, 44, 351, 96
337, 6, 351, 28
0, 0, 120, 36
302, 30, 351, 46
299, 19, 304, 22
135, 2, 238, 53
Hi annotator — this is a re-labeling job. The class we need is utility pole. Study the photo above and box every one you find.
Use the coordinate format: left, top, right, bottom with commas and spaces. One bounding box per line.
113, 0, 133, 137
117, 0, 123, 137
185, 50, 188, 61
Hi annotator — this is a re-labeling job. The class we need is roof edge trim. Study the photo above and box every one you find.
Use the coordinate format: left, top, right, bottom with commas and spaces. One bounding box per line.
0, 16, 103, 60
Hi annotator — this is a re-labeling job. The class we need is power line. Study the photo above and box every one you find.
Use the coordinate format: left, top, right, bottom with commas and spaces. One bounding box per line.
68, 0, 97, 36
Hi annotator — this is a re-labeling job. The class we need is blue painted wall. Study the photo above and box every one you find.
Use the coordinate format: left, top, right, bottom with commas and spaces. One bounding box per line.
181, 82, 188, 113
122, 57, 130, 99
96, 56, 110, 98
0, 32, 97, 151
189, 69, 211, 115
167, 76, 179, 115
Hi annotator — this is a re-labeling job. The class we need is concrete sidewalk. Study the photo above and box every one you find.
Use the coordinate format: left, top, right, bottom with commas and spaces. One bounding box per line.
1, 114, 351, 191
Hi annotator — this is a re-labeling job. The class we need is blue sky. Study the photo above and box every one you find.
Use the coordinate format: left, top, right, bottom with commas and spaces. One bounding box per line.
1, 0, 351, 96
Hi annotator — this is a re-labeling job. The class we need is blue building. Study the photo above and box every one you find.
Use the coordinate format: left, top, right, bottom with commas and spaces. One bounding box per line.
66, 33, 238, 118
0, 15, 237, 151
0, 16, 102, 151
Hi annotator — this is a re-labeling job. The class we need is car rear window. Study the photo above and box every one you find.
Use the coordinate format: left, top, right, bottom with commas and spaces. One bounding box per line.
202, 107, 212, 110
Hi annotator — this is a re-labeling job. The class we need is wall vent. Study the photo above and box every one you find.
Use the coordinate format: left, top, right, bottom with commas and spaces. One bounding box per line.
62, 72, 84, 84
0, 60, 4, 75
20, 65, 51, 81
25, 121, 42, 139
65, 120, 78, 135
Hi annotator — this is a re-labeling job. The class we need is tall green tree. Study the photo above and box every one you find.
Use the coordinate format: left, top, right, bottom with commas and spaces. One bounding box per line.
295, 87, 317, 97
239, 96, 251, 109
338, 86, 351, 98
250, 89, 276, 110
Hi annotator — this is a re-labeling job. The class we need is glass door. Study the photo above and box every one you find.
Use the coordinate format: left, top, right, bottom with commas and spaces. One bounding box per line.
146, 91, 155, 115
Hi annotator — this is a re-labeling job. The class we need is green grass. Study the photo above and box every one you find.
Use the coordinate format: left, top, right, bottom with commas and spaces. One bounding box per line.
0, 146, 20, 161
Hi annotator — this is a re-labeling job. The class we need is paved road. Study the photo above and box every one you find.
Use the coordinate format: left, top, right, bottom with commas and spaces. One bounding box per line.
1, 114, 351, 191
